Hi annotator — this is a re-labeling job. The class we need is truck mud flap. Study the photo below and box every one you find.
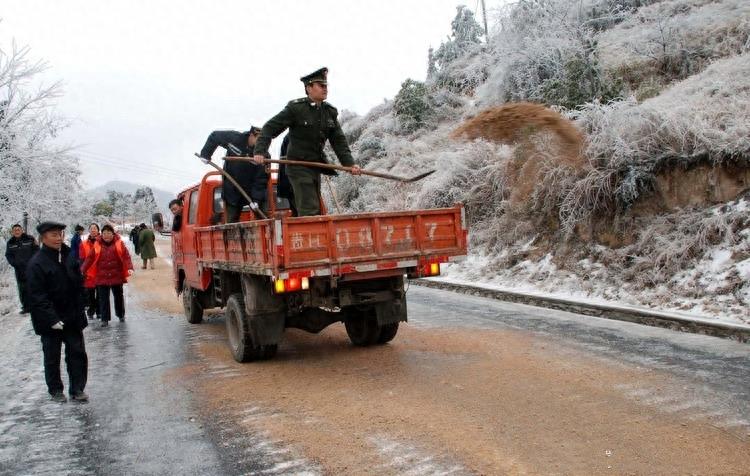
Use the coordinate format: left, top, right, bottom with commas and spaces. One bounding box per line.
241, 275, 286, 346
373, 298, 407, 326
246, 311, 285, 347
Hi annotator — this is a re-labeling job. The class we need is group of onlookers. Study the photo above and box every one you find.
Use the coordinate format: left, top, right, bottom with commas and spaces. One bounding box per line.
3, 220, 153, 403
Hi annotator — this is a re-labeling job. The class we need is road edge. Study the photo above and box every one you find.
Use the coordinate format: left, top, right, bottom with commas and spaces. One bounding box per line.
411, 279, 750, 343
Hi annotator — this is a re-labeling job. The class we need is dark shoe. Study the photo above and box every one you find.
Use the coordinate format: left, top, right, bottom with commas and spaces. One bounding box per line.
50, 392, 67, 403
101, 321, 109, 327
118, 317, 125, 322
70, 391, 89, 402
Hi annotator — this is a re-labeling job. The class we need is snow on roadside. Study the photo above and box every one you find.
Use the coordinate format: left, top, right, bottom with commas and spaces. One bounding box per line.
435, 196, 749, 326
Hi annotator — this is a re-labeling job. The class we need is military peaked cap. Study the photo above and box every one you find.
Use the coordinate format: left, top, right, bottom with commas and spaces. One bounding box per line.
300, 67, 328, 85
244, 126, 262, 135
36, 221, 66, 234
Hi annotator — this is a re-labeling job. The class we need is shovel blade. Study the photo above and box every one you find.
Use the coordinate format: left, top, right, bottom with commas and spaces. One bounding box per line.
402, 169, 436, 183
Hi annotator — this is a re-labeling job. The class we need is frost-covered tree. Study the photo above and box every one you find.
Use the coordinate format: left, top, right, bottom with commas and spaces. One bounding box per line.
393, 79, 432, 133
433, 5, 484, 68
477, 0, 623, 108
429, 5, 487, 93
0, 38, 82, 257
132, 186, 157, 223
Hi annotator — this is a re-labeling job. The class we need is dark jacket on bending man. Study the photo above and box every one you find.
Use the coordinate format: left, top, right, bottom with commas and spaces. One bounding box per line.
199, 129, 268, 209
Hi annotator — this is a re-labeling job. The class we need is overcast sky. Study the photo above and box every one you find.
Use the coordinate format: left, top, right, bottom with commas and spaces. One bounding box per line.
1, 0, 500, 194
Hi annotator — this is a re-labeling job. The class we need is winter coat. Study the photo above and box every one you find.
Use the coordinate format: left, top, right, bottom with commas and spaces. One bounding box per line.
79, 235, 98, 288
70, 232, 82, 263
81, 234, 133, 286
199, 130, 268, 207
26, 243, 87, 335
129, 227, 141, 255
254, 98, 354, 180
5, 233, 39, 271
138, 228, 157, 259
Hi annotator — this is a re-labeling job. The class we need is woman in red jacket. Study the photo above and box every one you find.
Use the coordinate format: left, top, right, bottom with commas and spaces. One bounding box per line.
81, 224, 134, 327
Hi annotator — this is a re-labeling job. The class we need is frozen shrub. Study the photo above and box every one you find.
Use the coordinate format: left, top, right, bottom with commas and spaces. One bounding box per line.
393, 79, 433, 133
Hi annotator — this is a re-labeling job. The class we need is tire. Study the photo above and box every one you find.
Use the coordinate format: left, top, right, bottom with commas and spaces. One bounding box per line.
225, 293, 277, 363
376, 322, 399, 344
344, 306, 381, 346
182, 286, 203, 324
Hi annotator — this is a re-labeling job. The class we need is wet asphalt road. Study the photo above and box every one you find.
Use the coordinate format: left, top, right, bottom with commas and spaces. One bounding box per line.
0, 287, 270, 476
1, 283, 748, 475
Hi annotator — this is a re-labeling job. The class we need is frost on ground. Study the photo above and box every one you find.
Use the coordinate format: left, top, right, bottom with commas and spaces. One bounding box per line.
0, 271, 20, 317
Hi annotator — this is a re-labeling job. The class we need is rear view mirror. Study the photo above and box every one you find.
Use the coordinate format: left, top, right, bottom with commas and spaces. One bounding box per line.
152, 212, 164, 231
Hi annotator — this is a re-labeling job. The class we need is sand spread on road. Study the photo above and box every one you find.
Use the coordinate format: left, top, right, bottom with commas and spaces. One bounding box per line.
134, 240, 750, 475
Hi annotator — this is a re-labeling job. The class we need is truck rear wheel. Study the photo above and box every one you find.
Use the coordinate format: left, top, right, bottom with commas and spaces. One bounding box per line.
182, 286, 203, 324
225, 293, 277, 363
344, 306, 381, 346
376, 322, 399, 344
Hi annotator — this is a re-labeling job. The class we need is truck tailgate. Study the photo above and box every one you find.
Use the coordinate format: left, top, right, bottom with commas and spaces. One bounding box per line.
196, 205, 467, 277
280, 206, 467, 270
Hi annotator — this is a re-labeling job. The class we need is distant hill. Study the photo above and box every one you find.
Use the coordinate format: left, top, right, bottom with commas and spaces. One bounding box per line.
89, 180, 177, 213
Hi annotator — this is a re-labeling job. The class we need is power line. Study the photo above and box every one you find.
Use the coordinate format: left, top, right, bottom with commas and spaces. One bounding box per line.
76, 151, 197, 178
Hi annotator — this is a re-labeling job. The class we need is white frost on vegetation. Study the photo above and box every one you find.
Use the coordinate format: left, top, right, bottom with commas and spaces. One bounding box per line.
597, 0, 750, 72
579, 53, 750, 165
336, 0, 749, 323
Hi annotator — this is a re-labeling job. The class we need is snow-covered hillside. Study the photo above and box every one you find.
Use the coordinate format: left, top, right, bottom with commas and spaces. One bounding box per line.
333, 0, 750, 323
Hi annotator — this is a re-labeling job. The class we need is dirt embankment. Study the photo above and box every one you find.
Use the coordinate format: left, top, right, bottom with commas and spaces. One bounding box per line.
131, 242, 750, 475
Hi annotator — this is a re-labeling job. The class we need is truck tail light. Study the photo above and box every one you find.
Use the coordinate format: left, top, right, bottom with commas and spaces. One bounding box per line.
273, 276, 310, 294
274, 279, 286, 294
421, 262, 440, 277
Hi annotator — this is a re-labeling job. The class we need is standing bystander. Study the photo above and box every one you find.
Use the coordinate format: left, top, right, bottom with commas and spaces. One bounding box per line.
81, 224, 134, 327
4, 223, 39, 314
138, 224, 157, 269
70, 225, 84, 263
25, 221, 89, 402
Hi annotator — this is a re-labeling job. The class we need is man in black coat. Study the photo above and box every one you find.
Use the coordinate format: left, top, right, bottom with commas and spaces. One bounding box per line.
26, 221, 89, 402
199, 126, 268, 223
4, 223, 39, 313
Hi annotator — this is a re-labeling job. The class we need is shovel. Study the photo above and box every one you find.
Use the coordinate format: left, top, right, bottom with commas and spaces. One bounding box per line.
224, 156, 435, 183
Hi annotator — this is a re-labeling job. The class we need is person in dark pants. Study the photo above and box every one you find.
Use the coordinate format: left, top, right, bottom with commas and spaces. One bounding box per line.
4, 223, 39, 313
26, 221, 88, 402
199, 126, 268, 223
129, 225, 142, 256
70, 225, 84, 263
252, 67, 361, 216
79, 223, 100, 319
81, 224, 134, 327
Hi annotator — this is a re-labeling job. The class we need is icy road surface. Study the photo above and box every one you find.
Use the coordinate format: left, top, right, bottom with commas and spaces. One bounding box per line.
1, 250, 748, 475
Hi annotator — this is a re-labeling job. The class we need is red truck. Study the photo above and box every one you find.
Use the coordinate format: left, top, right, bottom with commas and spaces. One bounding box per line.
172, 170, 468, 362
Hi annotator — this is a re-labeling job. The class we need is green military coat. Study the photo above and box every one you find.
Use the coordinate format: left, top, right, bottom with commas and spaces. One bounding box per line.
254, 98, 355, 178
138, 228, 157, 260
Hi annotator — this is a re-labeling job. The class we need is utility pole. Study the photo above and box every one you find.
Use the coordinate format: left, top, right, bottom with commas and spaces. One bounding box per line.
481, 0, 489, 42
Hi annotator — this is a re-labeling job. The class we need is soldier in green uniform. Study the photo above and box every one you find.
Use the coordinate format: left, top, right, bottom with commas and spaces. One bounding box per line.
252, 67, 361, 216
